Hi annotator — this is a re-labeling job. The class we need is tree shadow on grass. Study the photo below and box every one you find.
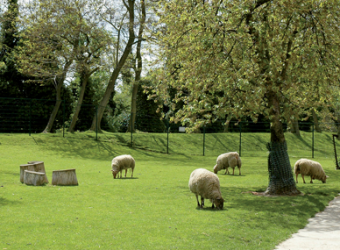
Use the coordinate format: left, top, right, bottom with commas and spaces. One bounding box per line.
0, 197, 21, 206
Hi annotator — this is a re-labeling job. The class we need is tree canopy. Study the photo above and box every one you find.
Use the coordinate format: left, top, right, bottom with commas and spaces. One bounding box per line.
152, 0, 340, 133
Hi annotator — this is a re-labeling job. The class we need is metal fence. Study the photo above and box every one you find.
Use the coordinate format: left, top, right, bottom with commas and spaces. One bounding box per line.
1, 97, 340, 159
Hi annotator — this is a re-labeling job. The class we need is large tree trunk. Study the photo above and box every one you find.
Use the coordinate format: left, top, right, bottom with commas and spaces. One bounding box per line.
68, 68, 97, 132
127, 0, 146, 133
264, 91, 300, 195
68, 76, 88, 132
90, 0, 135, 132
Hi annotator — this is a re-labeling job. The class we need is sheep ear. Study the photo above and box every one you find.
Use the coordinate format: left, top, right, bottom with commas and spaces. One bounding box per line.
326, 175, 329, 179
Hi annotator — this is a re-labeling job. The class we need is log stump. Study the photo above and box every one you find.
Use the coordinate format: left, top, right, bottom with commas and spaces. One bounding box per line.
52, 169, 78, 186
24, 170, 46, 186
27, 161, 49, 184
20, 164, 35, 183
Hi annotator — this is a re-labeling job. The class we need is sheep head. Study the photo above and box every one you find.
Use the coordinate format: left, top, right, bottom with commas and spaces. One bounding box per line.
111, 170, 119, 179
212, 198, 224, 210
213, 165, 218, 174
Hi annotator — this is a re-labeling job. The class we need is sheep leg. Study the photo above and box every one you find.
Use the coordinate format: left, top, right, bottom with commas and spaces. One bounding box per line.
301, 174, 306, 184
201, 197, 204, 207
295, 173, 299, 183
195, 194, 200, 207
232, 168, 235, 175
124, 169, 127, 178
131, 168, 134, 178
119, 170, 122, 178
310, 175, 313, 184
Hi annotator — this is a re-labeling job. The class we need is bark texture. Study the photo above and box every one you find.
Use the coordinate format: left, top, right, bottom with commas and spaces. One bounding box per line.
265, 91, 300, 195
24, 170, 46, 186
52, 169, 78, 186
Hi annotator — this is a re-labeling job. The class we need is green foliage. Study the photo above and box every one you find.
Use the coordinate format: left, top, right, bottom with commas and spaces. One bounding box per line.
153, 0, 340, 131
0, 133, 339, 249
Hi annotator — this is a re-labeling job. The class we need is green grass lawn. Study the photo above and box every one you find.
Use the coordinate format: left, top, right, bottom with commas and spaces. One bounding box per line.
1, 132, 340, 249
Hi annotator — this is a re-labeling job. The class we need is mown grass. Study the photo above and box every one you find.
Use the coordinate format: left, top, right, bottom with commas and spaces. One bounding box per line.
0, 132, 340, 250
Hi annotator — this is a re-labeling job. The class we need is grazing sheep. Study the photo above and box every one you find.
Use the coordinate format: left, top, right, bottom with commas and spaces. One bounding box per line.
111, 155, 135, 179
188, 168, 224, 209
294, 158, 328, 184
213, 152, 241, 175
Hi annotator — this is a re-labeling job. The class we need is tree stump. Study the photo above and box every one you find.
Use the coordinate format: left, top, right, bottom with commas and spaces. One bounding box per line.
24, 170, 46, 186
20, 164, 35, 183
52, 169, 78, 186
27, 161, 49, 184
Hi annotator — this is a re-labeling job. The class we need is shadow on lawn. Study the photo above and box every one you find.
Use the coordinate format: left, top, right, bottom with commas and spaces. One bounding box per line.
0, 197, 21, 206
114, 177, 139, 180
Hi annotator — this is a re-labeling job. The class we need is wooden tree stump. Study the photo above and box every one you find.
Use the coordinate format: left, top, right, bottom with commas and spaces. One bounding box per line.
24, 170, 46, 186
27, 161, 49, 184
52, 169, 78, 186
20, 164, 35, 183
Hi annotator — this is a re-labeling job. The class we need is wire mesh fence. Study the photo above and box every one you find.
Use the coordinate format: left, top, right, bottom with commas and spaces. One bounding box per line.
1, 97, 340, 160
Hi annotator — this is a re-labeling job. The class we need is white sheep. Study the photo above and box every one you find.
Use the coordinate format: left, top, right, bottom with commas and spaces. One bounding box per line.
294, 158, 328, 184
188, 168, 224, 209
213, 152, 241, 175
111, 155, 135, 179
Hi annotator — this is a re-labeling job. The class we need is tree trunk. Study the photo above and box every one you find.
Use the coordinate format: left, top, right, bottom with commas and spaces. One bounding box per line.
43, 59, 73, 133
90, 0, 135, 132
68, 69, 97, 132
223, 114, 232, 133
68, 77, 87, 132
127, 0, 145, 133
312, 109, 321, 133
264, 91, 300, 195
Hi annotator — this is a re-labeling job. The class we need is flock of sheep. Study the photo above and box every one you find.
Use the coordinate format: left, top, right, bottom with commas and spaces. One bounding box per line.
111, 152, 328, 210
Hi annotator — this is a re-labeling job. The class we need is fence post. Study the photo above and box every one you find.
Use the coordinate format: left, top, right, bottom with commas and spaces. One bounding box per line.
166, 118, 169, 154
62, 99, 65, 138
239, 121, 242, 157
130, 112, 133, 145
203, 125, 206, 156
29, 99, 32, 136
95, 106, 98, 141
312, 122, 314, 158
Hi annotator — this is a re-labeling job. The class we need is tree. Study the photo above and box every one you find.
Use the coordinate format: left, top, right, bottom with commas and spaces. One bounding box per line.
66, 6, 112, 132
16, 0, 111, 133
89, 0, 137, 131
0, 0, 22, 91
153, 0, 340, 195
16, 0, 82, 132
127, 0, 146, 132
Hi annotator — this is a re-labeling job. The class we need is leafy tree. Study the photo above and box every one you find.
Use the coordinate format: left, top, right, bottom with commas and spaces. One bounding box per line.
89, 0, 142, 132
153, 0, 340, 195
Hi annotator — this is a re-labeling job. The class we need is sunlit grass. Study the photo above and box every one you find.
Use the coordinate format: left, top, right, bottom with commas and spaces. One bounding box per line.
0, 132, 339, 249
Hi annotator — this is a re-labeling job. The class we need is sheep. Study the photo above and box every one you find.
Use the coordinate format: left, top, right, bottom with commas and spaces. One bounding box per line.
294, 158, 328, 184
213, 152, 241, 175
111, 155, 135, 179
188, 168, 224, 209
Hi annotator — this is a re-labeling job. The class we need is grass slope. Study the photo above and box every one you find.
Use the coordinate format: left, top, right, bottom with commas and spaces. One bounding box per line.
0, 133, 339, 249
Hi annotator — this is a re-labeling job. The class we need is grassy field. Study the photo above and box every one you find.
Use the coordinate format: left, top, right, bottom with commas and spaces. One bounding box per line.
1, 132, 340, 249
